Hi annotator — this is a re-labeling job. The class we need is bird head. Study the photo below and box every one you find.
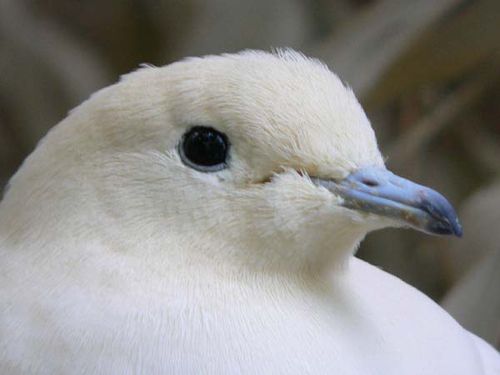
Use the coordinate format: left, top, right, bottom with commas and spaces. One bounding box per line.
3, 50, 461, 273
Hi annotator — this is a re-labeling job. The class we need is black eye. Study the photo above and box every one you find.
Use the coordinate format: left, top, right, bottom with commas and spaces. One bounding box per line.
179, 126, 229, 172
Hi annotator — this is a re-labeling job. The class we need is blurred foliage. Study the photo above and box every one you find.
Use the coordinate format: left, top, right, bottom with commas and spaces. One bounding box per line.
0, 0, 499, 346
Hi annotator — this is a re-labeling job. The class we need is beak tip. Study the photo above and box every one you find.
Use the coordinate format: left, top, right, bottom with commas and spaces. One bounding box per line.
426, 214, 463, 238
420, 190, 462, 238
453, 221, 463, 238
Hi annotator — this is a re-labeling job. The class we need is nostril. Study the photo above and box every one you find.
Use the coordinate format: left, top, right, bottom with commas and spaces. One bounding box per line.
361, 179, 379, 187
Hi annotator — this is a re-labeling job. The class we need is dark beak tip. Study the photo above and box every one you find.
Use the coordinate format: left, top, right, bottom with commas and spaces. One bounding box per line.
445, 206, 463, 238
453, 221, 463, 238
421, 191, 463, 238
427, 216, 463, 238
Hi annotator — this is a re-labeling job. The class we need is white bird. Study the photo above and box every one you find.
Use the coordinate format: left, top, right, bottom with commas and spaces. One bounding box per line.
0, 50, 498, 375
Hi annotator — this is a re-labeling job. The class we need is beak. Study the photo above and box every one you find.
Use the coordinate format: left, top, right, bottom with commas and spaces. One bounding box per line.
312, 167, 462, 237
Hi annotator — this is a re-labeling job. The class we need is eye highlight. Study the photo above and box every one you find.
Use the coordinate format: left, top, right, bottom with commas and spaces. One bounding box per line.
179, 126, 229, 172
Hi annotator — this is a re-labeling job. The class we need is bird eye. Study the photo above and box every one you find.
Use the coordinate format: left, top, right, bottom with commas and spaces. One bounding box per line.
179, 126, 229, 172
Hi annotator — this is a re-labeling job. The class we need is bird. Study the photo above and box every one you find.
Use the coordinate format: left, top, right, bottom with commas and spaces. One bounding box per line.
0, 49, 498, 375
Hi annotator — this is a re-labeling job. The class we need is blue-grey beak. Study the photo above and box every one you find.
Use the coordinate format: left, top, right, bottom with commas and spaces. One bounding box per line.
313, 167, 462, 237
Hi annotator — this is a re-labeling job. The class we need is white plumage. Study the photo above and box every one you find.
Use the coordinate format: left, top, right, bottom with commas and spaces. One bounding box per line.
0, 50, 498, 374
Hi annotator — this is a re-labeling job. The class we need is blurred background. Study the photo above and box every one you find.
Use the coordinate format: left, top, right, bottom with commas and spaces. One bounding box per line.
0, 0, 499, 347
